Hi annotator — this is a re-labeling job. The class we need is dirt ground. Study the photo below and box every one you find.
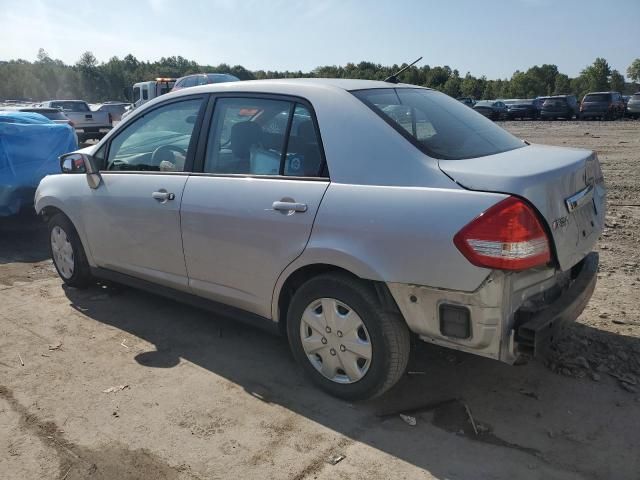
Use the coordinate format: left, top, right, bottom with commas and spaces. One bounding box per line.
1, 120, 639, 480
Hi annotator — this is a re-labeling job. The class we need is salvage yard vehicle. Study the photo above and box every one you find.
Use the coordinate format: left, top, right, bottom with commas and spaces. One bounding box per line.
131, 78, 177, 109
626, 92, 640, 119
171, 73, 240, 91
91, 102, 133, 125
39, 100, 112, 142
473, 100, 508, 120
580, 91, 626, 120
504, 99, 539, 120
8, 107, 75, 126
539, 95, 580, 120
35, 79, 606, 400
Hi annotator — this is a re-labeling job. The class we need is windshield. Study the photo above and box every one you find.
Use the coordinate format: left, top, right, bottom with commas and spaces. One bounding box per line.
353, 88, 524, 160
584, 93, 611, 102
49, 101, 89, 112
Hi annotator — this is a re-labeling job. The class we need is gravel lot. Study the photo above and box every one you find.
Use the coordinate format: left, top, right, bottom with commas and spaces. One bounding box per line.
1, 120, 639, 480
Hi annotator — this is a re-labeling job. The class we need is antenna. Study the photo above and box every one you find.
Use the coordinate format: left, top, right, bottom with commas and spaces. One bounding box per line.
384, 56, 423, 84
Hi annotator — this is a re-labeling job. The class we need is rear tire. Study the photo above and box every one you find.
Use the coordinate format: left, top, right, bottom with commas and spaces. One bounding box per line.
48, 213, 93, 288
287, 273, 410, 400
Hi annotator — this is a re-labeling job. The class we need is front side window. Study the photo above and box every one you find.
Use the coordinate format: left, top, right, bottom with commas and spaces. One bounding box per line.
353, 88, 524, 160
142, 88, 149, 100
105, 98, 203, 172
133, 87, 141, 103
204, 98, 324, 177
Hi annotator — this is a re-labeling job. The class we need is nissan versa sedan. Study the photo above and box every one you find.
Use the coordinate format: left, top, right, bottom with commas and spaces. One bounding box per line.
35, 79, 605, 400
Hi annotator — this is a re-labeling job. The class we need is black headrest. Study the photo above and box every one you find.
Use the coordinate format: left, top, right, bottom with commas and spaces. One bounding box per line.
230, 121, 261, 159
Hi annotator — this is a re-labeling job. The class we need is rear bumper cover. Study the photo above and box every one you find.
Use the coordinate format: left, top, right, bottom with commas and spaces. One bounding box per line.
387, 252, 598, 363
516, 252, 598, 356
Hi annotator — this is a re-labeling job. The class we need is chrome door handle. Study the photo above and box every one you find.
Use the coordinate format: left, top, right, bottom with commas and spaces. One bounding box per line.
152, 191, 175, 201
272, 201, 307, 212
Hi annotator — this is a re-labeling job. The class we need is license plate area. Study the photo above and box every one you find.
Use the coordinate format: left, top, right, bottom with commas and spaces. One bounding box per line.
574, 202, 596, 238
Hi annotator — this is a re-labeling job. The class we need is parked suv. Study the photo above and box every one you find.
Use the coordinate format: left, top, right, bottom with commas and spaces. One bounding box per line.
171, 73, 240, 91
35, 79, 605, 400
540, 95, 580, 120
580, 92, 626, 120
626, 92, 640, 119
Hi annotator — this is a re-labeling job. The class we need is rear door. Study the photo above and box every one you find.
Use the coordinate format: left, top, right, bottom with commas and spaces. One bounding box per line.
82, 96, 206, 289
180, 95, 329, 318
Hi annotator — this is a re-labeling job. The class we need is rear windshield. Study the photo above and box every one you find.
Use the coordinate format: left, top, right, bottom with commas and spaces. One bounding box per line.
353, 88, 524, 160
584, 93, 611, 102
631, 94, 640, 101
50, 101, 89, 112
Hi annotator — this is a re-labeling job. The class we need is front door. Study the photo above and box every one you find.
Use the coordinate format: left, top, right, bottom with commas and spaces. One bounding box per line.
82, 96, 205, 289
181, 97, 329, 318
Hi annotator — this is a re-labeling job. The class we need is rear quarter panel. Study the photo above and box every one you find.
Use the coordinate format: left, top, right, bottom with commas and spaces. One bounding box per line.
273, 182, 509, 319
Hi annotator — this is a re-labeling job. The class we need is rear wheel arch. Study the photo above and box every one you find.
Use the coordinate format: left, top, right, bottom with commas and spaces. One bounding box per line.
275, 263, 400, 335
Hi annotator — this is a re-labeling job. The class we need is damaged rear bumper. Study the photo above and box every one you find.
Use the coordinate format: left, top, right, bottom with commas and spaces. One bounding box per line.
515, 252, 598, 356
387, 252, 598, 363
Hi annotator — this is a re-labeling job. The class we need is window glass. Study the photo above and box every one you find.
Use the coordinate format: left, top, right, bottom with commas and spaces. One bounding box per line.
584, 93, 611, 102
105, 98, 202, 172
283, 105, 324, 177
133, 87, 141, 103
353, 88, 524, 160
205, 98, 291, 175
183, 76, 197, 88
50, 101, 89, 112
142, 88, 149, 100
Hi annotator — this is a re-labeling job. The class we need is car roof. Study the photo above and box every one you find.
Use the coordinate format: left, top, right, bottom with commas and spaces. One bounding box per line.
171, 78, 426, 94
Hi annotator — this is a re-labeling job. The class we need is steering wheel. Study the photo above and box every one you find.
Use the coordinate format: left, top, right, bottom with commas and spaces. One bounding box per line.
150, 145, 187, 167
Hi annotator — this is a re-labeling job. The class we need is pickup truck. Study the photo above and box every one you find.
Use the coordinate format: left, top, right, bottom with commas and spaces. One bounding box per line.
39, 100, 112, 142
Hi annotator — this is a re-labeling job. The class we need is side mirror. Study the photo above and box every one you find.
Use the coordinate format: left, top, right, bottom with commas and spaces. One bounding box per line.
60, 152, 101, 189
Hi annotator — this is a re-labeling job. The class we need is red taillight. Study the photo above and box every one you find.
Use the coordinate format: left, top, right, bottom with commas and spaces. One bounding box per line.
454, 197, 551, 271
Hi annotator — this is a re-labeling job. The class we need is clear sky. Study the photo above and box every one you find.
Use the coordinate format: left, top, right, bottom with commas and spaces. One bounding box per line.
0, 0, 638, 79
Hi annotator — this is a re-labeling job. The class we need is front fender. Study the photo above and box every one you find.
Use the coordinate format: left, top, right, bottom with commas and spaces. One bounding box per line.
34, 177, 97, 267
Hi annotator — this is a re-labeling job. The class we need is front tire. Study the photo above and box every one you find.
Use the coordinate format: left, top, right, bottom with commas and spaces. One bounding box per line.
287, 273, 410, 400
48, 213, 93, 288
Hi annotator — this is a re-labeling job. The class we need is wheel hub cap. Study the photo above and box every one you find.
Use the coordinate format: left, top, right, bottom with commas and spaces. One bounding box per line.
51, 226, 74, 279
300, 298, 372, 384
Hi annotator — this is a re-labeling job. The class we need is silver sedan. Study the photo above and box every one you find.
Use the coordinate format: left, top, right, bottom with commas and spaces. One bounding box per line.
35, 79, 605, 400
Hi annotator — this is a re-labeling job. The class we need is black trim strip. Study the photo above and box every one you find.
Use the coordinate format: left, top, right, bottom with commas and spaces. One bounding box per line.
279, 102, 296, 176
187, 172, 330, 182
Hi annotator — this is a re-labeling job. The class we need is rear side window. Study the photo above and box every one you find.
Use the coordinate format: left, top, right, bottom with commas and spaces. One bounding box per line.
353, 88, 524, 160
204, 98, 324, 177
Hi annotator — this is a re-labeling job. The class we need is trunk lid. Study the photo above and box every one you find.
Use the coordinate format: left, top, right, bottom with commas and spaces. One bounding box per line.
439, 144, 606, 271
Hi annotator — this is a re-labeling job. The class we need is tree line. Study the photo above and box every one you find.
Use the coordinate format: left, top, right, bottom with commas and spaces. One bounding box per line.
1, 49, 638, 103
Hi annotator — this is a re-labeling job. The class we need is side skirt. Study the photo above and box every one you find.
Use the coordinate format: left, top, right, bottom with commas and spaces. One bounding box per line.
90, 267, 281, 336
